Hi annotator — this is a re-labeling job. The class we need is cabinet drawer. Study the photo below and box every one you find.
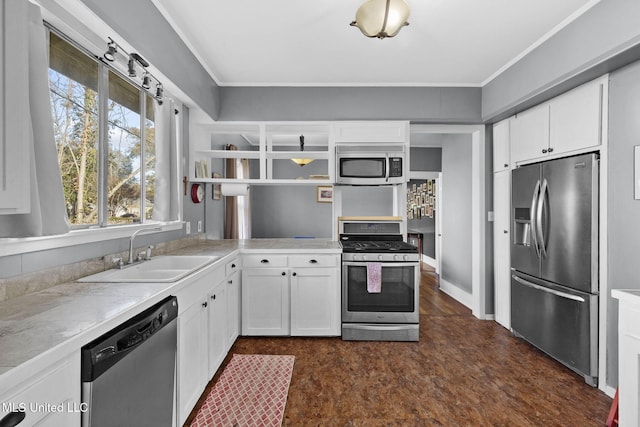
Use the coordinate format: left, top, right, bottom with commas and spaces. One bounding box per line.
289, 254, 338, 268
225, 258, 240, 276
243, 254, 288, 268
0, 352, 80, 426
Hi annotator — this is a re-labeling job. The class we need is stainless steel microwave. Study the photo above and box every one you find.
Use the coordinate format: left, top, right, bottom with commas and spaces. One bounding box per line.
336, 150, 405, 185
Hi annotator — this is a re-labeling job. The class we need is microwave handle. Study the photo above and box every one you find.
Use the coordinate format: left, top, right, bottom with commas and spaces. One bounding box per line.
385, 153, 390, 183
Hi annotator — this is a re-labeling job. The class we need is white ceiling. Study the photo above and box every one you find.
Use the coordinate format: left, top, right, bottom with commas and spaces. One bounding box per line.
152, 0, 598, 87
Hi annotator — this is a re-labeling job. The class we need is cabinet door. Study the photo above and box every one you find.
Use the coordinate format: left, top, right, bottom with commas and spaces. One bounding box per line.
493, 170, 511, 329
226, 271, 241, 348
177, 301, 208, 425
549, 79, 603, 155
510, 104, 550, 164
334, 121, 408, 143
290, 268, 340, 336
208, 281, 227, 379
242, 268, 290, 336
492, 119, 511, 172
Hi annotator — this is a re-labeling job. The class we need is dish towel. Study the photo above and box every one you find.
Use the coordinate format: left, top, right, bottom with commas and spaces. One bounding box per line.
366, 262, 382, 293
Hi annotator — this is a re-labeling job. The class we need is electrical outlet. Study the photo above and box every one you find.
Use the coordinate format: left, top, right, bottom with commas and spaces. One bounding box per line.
197, 220, 202, 233
185, 221, 191, 234
487, 211, 494, 222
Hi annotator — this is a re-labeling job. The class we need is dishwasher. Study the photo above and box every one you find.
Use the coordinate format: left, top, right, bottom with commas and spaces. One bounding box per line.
81, 296, 178, 427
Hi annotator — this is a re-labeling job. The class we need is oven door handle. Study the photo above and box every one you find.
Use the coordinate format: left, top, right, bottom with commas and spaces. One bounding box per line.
342, 261, 418, 268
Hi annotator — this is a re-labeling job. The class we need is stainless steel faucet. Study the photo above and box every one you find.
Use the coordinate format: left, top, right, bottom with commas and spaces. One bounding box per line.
128, 227, 162, 264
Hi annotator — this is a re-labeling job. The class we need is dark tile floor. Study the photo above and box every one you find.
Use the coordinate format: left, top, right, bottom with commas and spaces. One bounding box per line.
187, 266, 612, 426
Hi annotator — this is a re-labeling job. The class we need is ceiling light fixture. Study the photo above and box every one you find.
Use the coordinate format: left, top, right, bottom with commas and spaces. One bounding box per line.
350, 0, 410, 39
141, 72, 151, 90
291, 135, 314, 167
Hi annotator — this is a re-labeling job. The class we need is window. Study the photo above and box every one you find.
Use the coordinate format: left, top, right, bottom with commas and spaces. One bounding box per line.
48, 31, 156, 227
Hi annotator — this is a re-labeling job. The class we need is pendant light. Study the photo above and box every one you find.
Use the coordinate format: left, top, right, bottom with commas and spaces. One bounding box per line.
291, 135, 314, 167
350, 0, 410, 39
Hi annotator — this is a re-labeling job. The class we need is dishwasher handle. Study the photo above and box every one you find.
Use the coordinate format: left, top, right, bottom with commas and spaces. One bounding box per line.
81, 296, 178, 382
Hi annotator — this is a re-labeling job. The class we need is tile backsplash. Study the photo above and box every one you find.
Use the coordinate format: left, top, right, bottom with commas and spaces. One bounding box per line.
0, 235, 204, 303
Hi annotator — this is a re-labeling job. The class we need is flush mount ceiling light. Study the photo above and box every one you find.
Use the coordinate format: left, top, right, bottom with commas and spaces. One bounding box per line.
350, 0, 410, 39
291, 135, 314, 167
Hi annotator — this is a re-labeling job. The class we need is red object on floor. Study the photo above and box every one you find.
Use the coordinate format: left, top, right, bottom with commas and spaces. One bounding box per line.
606, 388, 618, 427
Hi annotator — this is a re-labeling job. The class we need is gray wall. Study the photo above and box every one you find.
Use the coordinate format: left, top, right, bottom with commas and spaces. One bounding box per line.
80, 0, 220, 120
219, 86, 481, 123
251, 186, 332, 238
483, 0, 640, 122
605, 59, 640, 388
440, 135, 473, 293
410, 147, 443, 172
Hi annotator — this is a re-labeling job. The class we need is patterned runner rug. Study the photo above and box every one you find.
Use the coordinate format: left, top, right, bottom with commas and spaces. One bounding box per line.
191, 354, 295, 427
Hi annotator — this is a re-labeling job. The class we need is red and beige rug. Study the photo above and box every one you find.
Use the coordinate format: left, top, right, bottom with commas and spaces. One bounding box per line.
191, 354, 295, 427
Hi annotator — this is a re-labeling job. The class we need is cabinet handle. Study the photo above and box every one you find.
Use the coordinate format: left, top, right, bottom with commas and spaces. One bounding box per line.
548, 147, 554, 153
202, 301, 208, 308
228, 280, 233, 284
292, 272, 297, 276
504, 163, 508, 168
503, 230, 508, 234
260, 259, 269, 264
231, 263, 236, 268
0, 411, 26, 426
281, 272, 286, 276
542, 149, 548, 154
211, 294, 216, 300
309, 259, 318, 264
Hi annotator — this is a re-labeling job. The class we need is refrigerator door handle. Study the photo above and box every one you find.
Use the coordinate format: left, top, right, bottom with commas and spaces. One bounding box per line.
512, 274, 585, 302
530, 180, 541, 258
537, 178, 549, 259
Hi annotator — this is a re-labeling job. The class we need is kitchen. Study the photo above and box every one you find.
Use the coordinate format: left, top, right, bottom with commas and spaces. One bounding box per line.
1, 0, 640, 425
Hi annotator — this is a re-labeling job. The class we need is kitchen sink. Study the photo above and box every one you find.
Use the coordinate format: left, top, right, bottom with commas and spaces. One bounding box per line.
78, 255, 219, 283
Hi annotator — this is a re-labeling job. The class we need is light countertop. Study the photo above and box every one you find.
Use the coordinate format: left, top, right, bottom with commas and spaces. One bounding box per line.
0, 238, 340, 394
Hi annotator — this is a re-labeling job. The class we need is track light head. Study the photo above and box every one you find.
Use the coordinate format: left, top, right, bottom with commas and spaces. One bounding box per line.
104, 40, 117, 61
127, 57, 137, 77
142, 73, 151, 90
155, 83, 164, 99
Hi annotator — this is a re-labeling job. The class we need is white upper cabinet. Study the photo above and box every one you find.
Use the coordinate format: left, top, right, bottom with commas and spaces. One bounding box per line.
492, 118, 511, 172
549, 78, 604, 154
333, 121, 409, 143
510, 103, 550, 165
0, 0, 30, 214
510, 76, 607, 166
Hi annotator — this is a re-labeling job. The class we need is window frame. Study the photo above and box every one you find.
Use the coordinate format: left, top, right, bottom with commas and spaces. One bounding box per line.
47, 24, 157, 229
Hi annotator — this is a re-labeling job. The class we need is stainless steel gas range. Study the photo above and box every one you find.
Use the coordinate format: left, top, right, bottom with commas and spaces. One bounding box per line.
339, 219, 420, 341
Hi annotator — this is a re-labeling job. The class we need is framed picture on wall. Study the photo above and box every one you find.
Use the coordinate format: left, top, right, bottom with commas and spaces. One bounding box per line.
316, 186, 333, 203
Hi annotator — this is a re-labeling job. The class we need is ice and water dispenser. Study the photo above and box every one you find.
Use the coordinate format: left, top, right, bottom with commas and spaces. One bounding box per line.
513, 207, 531, 246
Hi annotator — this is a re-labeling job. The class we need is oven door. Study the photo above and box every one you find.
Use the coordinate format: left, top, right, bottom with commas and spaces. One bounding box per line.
342, 261, 419, 324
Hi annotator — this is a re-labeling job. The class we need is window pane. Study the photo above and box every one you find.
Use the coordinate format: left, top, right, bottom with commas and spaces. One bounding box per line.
144, 95, 156, 220
107, 71, 141, 224
49, 33, 99, 226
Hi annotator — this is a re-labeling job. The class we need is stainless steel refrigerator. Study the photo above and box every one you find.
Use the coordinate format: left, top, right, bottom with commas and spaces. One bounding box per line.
510, 152, 598, 386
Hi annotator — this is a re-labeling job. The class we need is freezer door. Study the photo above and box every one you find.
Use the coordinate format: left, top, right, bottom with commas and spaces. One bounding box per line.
540, 153, 598, 293
511, 164, 541, 277
511, 272, 598, 385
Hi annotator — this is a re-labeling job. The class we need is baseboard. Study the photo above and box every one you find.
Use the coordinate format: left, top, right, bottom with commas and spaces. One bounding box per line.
421, 254, 436, 268
439, 279, 473, 310
602, 384, 616, 398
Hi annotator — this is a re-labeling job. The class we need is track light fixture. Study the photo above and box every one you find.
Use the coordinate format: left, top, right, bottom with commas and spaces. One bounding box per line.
102, 37, 165, 104
141, 72, 151, 90
127, 57, 137, 77
104, 39, 117, 61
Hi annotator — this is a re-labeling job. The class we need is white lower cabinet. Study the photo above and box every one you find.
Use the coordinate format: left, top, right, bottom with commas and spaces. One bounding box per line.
176, 264, 223, 426
207, 279, 227, 379
176, 258, 241, 426
493, 170, 511, 329
0, 352, 81, 427
242, 267, 290, 336
242, 253, 340, 337
290, 267, 340, 336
